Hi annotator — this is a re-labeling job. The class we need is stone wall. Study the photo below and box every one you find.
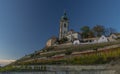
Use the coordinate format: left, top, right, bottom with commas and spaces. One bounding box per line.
7, 70, 115, 74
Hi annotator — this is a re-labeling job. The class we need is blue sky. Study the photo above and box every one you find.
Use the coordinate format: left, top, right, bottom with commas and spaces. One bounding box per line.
0, 0, 120, 60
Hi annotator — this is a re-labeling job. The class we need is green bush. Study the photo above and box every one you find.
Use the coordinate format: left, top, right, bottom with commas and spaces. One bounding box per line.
59, 37, 68, 44
65, 49, 72, 55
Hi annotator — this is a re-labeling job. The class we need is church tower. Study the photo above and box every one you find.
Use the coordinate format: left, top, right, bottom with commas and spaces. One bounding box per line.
59, 12, 69, 40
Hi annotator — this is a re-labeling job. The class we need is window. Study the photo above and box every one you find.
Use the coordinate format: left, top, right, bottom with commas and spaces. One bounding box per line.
64, 23, 66, 28
64, 31, 66, 33
102, 37, 104, 39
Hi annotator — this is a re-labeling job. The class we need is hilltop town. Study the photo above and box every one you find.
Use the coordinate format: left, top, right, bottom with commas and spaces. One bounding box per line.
1, 12, 120, 73
46, 12, 120, 47
7, 12, 120, 64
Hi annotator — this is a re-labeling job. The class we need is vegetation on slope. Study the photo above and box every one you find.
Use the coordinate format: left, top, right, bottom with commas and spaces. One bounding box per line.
1, 40, 120, 72
14, 47, 120, 65
16, 40, 120, 62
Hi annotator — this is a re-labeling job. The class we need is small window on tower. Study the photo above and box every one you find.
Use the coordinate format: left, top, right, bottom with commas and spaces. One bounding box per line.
64, 31, 66, 33
64, 23, 66, 28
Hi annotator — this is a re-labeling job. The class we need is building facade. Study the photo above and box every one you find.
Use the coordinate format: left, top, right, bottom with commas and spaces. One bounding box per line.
59, 12, 81, 41
59, 12, 69, 40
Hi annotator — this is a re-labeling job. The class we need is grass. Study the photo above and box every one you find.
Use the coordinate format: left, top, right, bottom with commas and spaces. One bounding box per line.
15, 47, 120, 65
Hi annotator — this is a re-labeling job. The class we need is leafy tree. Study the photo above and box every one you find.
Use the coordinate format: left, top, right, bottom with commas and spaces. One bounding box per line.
93, 25, 105, 37
81, 26, 90, 38
59, 37, 68, 44
81, 26, 94, 38
45, 46, 54, 52
81, 26, 90, 32
87, 30, 94, 38
65, 49, 72, 55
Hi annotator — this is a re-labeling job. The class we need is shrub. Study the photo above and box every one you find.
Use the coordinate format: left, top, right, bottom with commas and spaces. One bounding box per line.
65, 49, 72, 55
59, 37, 68, 44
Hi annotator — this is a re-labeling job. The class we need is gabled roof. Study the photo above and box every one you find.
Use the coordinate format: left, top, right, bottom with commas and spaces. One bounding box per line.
111, 33, 120, 36
66, 31, 81, 36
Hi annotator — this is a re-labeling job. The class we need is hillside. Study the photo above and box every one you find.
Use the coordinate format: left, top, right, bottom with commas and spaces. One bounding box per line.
1, 40, 120, 72
12, 40, 120, 65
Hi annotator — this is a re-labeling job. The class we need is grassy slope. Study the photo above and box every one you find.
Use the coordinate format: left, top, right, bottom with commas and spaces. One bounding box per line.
1, 40, 120, 72
14, 40, 120, 65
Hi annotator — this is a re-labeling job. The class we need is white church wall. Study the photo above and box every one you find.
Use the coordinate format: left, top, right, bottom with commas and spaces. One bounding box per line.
72, 33, 78, 39
66, 35, 72, 41
72, 33, 81, 40
46, 39, 52, 47
66, 33, 81, 41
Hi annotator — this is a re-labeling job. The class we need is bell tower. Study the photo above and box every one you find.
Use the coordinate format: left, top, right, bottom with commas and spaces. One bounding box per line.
59, 12, 69, 40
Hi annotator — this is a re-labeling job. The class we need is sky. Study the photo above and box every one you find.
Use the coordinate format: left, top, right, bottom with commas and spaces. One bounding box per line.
0, 0, 120, 64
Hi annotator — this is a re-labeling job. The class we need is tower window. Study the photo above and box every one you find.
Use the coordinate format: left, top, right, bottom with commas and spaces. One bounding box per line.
64, 31, 66, 33
64, 23, 66, 28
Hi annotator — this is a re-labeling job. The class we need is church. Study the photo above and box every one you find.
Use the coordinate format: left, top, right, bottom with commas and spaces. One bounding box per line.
59, 12, 81, 41
46, 12, 81, 47
46, 12, 120, 47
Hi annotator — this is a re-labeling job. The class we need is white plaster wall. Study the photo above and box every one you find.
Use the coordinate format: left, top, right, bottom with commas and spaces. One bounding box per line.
98, 35, 108, 43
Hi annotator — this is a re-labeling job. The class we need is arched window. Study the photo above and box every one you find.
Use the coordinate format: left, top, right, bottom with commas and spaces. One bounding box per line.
64, 23, 66, 28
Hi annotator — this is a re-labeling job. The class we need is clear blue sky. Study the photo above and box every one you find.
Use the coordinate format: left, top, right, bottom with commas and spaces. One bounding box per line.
0, 0, 120, 60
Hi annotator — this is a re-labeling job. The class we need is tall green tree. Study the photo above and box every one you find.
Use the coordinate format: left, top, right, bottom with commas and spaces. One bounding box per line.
81, 26, 90, 38
81, 26, 94, 38
93, 25, 105, 37
87, 30, 94, 38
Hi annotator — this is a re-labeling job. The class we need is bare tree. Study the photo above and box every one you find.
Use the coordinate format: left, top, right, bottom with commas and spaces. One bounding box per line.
105, 27, 117, 36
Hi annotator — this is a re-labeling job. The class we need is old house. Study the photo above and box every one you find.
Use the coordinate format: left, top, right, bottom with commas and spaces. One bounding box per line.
46, 36, 57, 47
98, 35, 109, 43
66, 30, 81, 42
109, 33, 120, 41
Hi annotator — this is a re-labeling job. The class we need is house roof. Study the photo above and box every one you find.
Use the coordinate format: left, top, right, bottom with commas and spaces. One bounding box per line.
67, 30, 81, 35
111, 33, 120, 36
83, 35, 108, 41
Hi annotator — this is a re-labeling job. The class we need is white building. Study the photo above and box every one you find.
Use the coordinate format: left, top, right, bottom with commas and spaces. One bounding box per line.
46, 37, 57, 47
66, 31, 81, 41
59, 12, 69, 40
97, 35, 109, 43
46, 12, 81, 47
108, 33, 120, 41
59, 12, 81, 41
73, 40, 80, 45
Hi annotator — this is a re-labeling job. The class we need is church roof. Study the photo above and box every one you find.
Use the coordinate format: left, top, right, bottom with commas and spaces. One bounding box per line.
61, 11, 68, 20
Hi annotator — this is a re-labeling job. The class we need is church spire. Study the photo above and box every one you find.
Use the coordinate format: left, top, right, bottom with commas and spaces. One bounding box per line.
59, 11, 69, 40
61, 11, 68, 20
64, 10, 67, 16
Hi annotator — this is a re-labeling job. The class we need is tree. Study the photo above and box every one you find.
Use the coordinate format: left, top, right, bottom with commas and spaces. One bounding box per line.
65, 49, 72, 55
81, 26, 94, 38
105, 27, 117, 36
87, 30, 94, 38
93, 25, 105, 37
81, 26, 90, 38
59, 37, 68, 44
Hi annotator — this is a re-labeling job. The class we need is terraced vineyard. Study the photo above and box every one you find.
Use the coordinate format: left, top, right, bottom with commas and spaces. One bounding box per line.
13, 40, 120, 65
1, 40, 120, 72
